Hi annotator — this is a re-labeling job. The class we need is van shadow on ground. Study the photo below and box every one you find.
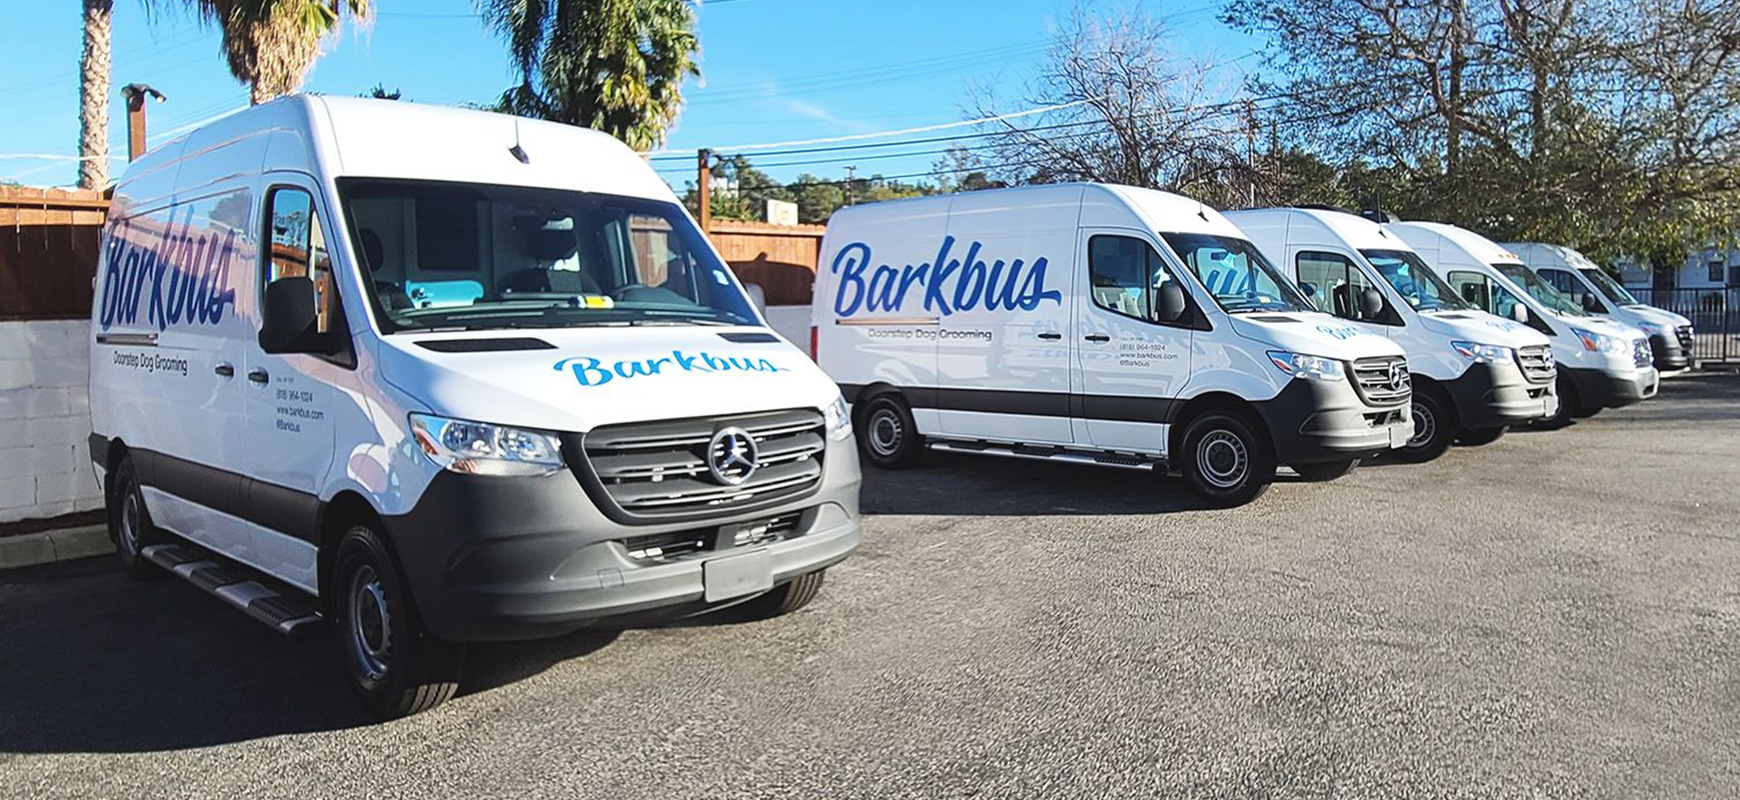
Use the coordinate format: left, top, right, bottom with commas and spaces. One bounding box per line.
0, 557, 620, 753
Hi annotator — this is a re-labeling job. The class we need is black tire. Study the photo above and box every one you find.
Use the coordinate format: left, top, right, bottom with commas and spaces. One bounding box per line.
332, 524, 466, 719
855, 394, 923, 469
1292, 459, 1357, 482
106, 456, 164, 581
1395, 389, 1454, 463
1537, 375, 1578, 429
1178, 411, 1276, 507
1454, 426, 1507, 447
738, 569, 827, 619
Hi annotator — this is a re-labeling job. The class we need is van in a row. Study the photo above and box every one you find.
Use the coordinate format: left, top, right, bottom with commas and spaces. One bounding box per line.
1504, 242, 1694, 372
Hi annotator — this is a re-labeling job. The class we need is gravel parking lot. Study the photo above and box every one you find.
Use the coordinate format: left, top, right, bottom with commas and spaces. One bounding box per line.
2, 374, 1736, 799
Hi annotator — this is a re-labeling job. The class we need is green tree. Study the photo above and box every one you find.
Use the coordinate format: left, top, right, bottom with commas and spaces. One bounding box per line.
165, 1, 371, 104
483, 0, 699, 150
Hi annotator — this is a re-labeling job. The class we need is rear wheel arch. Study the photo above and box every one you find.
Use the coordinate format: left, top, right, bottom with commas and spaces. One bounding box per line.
848, 382, 908, 424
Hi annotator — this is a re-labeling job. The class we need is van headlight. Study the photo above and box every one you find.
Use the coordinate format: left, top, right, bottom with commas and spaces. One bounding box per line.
823, 394, 853, 440
1451, 340, 1511, 363
1571, 327, 1624, 354
409, 413, 565, 476
1266, 350, 1345, 381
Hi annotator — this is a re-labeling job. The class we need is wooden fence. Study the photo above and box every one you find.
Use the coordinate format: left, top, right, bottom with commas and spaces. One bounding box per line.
0, 189, 823, 320
0, 187, 108, 321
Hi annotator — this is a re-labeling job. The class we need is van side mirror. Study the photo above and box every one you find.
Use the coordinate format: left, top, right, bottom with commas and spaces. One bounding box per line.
1581, 293, 1602, 313
260, 276, 322, 354
1510, 304, 1529, 323
1155, 281, 1188, 323
1358, 287, 1385, 320
744, 282, 768, 315
1297, 282, 1317, 300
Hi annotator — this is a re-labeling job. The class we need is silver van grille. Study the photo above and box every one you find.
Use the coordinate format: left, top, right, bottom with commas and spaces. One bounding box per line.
1675, 325, 1694, 352
1349, 356, 1411, 406
575, 409, 825, 522
1515, 345, 1555, 383
1632, 338, 1652, 368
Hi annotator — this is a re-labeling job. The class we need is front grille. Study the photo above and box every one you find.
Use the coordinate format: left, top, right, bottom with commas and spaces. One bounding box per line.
577, 408, 826, 522
1676, 325, 1694, 351
1515, 344, 1555, 383
1349, 356, 1411, 406
1632, 338, 1652, 368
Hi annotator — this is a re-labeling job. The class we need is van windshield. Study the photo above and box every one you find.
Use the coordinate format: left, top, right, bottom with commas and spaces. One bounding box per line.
336, 178, 757, 333
1579, 267, 1642, 306
1493, 262, 1581, 315
1159, 232, 1312, 313
1359, 249, 1470, 311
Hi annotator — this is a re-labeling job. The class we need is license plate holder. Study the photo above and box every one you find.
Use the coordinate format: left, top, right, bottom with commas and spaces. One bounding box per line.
1543, 394, 1560, 418
703, 549, 773, 603
1388, 423, 1409, 448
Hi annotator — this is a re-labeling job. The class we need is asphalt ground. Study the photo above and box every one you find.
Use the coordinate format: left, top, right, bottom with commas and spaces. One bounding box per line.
2, 373, 1736, 799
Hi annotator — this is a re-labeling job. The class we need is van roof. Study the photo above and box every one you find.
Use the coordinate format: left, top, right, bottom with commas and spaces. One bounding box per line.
115, 94, 675, 207
1503, 242, 1599, 271
1224, 207, 1409, 251
825, 182, 1243, 238
1386, 221, 1523, 266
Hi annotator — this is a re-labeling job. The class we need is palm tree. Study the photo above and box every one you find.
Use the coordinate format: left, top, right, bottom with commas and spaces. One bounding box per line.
182, 1, 372, 105
482, 0, 700, 150
78, 0, 115, 189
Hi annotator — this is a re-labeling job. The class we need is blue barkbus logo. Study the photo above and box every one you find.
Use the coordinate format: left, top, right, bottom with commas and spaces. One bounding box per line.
555, 350, 786, 387
831, 236, 1062, 317
98, 213, 238, 332
1315, 323, 1367, 340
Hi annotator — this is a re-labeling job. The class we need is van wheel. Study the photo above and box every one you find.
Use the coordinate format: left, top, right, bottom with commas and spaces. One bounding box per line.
1179, 412, 1275, 507
738, 569, 826, 619
333, 524, 466, 719
856, 394, 923, 469
1539, 376, 1578, 428
107, 457, 164, 581
1292, 459, 1357, 482
1455, 426, 1507, 447
1395, 390, 1453, 463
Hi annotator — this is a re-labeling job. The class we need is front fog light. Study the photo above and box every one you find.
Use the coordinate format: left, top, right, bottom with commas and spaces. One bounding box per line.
410, 413, 565, 476
1266, 350, 1346, 381
823, 394, 853, 440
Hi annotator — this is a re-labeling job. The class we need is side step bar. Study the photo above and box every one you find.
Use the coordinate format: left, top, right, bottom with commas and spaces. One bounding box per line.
141, 542, 323, 638
927, 440, 1163, 471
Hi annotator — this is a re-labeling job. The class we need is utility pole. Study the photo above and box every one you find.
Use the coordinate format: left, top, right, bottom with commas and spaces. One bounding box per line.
845, 165, 857, 206
697, 148, 712, 236
122, 83, 165, 161
1244, 99, 1257, 208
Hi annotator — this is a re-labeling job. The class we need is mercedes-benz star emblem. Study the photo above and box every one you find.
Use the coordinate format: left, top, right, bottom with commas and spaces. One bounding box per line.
706, 427, 759, 486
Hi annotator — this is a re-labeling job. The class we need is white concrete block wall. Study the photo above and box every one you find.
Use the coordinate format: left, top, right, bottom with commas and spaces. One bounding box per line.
0, 320, 102, 524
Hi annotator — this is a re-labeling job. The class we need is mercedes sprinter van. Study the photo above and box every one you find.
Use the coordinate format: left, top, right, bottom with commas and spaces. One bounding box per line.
1386, 222, 1657, 426
811, 184, 1414, 508
88, 96, 862, 717
1504, 242, 1694, 371
1227, 208, 1557, 461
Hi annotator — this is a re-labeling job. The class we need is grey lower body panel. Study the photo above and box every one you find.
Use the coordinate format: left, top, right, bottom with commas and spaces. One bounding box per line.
1563, 365, 1656, 410
386, 436, 863, 642
1253, 379, 1411, 465
1442, 363, 1555, 430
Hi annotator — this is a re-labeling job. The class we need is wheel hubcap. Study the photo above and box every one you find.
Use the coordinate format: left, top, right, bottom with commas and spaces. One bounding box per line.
347, 565, 392, 682
119, 490, 141, 555
1408, 401, 1436, 448
1196, 430, 1248, 489
868, 409, 902, 457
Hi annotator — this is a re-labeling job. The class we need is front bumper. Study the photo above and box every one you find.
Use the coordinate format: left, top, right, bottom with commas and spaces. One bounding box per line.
1563, 364, 1658, 410
1443, 361, 1557, 429
1254, 377, 1412, 465
1648, 334, 1690, 371
386, 436, 863, 642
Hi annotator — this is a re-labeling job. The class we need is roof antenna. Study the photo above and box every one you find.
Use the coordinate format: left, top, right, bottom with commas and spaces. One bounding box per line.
508, 118, 530, 164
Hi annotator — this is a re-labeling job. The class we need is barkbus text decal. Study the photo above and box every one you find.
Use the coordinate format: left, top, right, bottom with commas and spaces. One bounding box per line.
97, 211, 239, 332
831, 236, 1062, 317
555, 350, 787, 388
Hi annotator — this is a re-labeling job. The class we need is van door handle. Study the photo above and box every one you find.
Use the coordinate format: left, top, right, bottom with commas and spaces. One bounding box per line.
214, 363, 234, 378
1084, 334, 1111, 343
1037, 332, 1062, 341
247, 368, 269, 385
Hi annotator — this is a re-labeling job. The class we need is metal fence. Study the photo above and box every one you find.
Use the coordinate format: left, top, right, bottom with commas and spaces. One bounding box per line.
1627, 287, 1740, 364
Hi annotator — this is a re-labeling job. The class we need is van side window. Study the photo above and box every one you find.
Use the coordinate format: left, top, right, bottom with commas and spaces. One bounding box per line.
1296, 251, 1375, 320
1447, 270, 1527, 320
1539, 268, 1594, 309
265, 187, 337, 334
1088, 235, 1183, 323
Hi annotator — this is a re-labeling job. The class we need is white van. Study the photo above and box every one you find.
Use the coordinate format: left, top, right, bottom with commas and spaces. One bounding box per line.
88, 96, 861, 717
1504, 242, 1695, 372
811, 184, 1414, 507
1226, 208, 1557, 461
1386, 222, 1657, 425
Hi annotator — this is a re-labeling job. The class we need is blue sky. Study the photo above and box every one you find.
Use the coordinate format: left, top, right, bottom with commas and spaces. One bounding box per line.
0, 0, 1257, 190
